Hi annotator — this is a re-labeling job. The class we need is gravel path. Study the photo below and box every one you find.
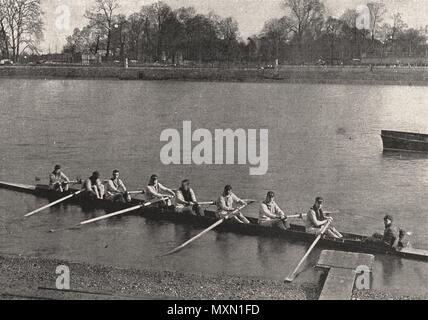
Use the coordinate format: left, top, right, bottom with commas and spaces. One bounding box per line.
0, 254, 424, 300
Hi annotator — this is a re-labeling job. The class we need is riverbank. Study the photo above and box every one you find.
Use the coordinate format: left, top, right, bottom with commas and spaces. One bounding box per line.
1, 65, 428, 86
0, 254, 424, 300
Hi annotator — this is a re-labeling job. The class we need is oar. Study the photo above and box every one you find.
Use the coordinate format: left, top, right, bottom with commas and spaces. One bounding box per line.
285, 213, 307, 219
127, 190, 145, 195
284, 220, 332, 283
160, 202, 254, 257
195, 201, 215, 206
49, 197, 167, 233
24, 190, 84, 218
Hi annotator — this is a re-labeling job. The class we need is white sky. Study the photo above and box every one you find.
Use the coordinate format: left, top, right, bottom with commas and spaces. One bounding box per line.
41, 0, 428, 53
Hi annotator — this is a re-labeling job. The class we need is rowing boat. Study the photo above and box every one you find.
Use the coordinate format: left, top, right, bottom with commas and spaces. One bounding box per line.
381, 130, 428, 153
1, 180, 427, 261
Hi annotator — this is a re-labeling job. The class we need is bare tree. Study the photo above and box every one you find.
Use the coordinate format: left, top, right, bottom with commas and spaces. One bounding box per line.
367, 2, 386, 45
0, 7, 9, 58
85, 0, 120, 58
281, 0, 324, 59
261, 16, 293, 61
323, 16, 344, 65
0, 0, 43, 61
390, 13, 407, 55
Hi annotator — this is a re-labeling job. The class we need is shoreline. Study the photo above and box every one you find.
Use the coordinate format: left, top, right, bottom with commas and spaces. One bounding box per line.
1, 65, 428, 86
0, 253, 424, 300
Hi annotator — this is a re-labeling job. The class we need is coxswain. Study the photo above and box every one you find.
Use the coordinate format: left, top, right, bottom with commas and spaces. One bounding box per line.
381, 215, 400, 247
49, 165, 70, 192
175, 179, 201, 215
105, 170, 130, 203
216, 185, 250, 224
258, 191, 289, 230
144, 175, 175, 206
305, 197, 343, 239
82, 171, 105, 200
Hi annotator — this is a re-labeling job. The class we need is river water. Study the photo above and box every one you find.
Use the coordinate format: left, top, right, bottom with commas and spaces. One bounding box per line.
0, 79, 427, 297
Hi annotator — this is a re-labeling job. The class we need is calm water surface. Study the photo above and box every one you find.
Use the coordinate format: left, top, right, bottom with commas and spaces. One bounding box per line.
0, 79, 427, 297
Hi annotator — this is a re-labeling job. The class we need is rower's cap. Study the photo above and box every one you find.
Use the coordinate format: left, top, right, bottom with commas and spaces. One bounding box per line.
315, 196, 324, 203
92, 171, 100, 178
267, 191, 275, 198
384, 214, 393, 222
54, 165, 61, 170
150, 174, 158, 180
113, 169, 119, 174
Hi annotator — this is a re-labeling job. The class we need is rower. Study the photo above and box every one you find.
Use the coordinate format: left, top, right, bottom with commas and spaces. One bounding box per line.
105, 170, 131, 203
49, 165, 70, 192
144, 174, 175, 206
175, 179, 201, 215
305, 197, 343, 239
82, 171, 105, 200
216, 185, 250, 224
258, 191, 289, 230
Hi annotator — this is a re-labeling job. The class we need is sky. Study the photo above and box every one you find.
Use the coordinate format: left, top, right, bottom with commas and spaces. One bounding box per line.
40, 0, 428, 53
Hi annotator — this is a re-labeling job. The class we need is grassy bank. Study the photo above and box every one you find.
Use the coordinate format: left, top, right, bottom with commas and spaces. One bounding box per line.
0, 65, 428, 86
0, 254, 424, 300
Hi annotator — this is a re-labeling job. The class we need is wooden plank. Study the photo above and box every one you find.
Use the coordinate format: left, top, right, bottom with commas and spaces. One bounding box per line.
317, 250, 375, 271
319, 268, 357, 300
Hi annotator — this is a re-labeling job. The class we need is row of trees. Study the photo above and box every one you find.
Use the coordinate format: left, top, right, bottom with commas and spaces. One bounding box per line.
1, 0, 427, 64
256, 1, 428, 64
0, 0, 43, 62
64, 0, 244, 65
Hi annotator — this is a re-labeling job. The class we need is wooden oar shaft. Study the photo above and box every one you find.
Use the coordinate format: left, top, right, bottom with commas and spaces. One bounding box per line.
50, 197, 166, 233
25, 190, 83, 218
286, 213, 307, 219
195, 201, 215, 206
284, 220, 332, 282
127, 191, 145, 195
80, 204, 144, 225
161, 204, 249, 256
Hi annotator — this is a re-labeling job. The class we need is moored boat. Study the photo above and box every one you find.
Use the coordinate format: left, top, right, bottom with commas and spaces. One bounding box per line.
0, 180, 427, 261
381, 130, 428, 153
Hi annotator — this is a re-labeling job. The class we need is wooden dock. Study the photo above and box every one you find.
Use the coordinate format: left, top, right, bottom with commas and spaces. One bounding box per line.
317, 250, 375, 300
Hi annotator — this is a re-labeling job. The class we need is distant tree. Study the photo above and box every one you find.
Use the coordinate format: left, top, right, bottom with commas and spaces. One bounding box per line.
0, 0, 44, 61
218, 17, 240, 64
367, 2, 386, 46
280, 0, 325, 60
398, 28, 425, 56
85, 0, 120, 58
0, 8, 8, 58
390, 13, 407, 55
323, 17, 345, 64
260, 17, 293, 62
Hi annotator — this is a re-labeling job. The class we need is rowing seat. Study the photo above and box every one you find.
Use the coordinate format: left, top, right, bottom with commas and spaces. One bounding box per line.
316, 250, 375, 300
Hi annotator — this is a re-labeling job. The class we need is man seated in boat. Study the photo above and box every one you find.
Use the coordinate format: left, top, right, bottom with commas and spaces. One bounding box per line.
305, 197, 343, 239
397, 229, 411, 250
105, 170, 131, 203
216, 185, 250, 224
175, 179, 201, 215
82, 171, 105, 200
144, 174, 175, 206
370, 215, 401, 248
258, 191, 289, 230
49, 165, 70, 192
